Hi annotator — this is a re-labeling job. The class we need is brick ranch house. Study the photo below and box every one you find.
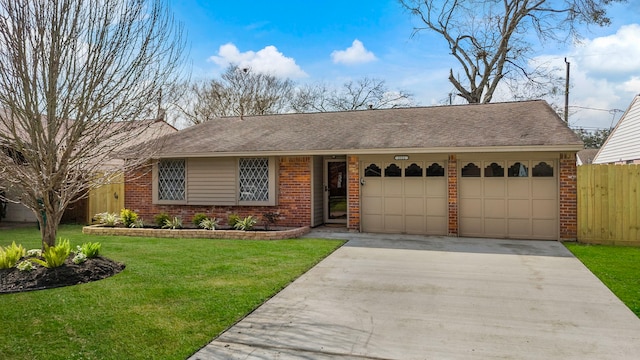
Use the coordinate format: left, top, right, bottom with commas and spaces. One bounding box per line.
125, 100, 583, 241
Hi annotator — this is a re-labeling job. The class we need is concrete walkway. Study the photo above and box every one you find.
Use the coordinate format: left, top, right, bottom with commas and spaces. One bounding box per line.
189, 232, 640, 359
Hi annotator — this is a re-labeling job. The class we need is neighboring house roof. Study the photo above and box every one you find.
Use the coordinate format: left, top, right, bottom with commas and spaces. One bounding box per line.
593, 95, 640, 164
577, 149, 599, 165
151, 100, 582, 158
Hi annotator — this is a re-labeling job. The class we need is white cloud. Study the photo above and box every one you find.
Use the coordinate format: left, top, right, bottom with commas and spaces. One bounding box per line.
331, 39, 377, 65
575, 24, 640, 79
525, 24, 640, 130
209, 43, 307, 79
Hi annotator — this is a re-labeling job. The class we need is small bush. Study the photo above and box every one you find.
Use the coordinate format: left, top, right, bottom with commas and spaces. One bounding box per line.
0, 241, 26, 269
234, 216, 257, 231
32, 238, 71, 269
154, 213, 170, 227
192, 213, 209, 227
228, 213, 240, 227
130, 218, 145, 228
95, 212, 120, 226
73, 252, 87, 264
17, 260, 34, 272
162, 217, 183, 229
262, 212, 280, 230
26, 249, 42, 257
120, 209, 139, 228
78, 242, 101, 258
199, 217, 219, 230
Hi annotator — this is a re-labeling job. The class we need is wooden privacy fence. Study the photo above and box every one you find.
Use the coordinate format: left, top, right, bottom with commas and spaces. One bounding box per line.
88, 172, 125, 223
577, 164, 640, 245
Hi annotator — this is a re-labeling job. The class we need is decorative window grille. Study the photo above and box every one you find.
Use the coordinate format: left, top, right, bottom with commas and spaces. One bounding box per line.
239, 158, 269, 202
158, 159, 185, 201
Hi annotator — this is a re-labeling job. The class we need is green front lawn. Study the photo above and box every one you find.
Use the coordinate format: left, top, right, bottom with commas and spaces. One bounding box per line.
0, 225, 344, 360
565, 243, 640, 317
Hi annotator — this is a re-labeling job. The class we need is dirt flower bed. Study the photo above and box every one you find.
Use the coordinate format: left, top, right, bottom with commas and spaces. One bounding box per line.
0, 256, 125, 294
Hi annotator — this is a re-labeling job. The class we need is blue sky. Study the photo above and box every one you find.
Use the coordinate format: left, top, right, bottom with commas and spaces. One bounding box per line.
170, 0, 640, 130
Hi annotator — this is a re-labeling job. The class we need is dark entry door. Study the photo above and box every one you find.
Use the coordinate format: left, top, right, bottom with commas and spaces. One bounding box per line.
325, 160, 347, 223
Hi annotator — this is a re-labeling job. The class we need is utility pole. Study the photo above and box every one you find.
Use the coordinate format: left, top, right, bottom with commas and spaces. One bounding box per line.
564, 58, 570, 123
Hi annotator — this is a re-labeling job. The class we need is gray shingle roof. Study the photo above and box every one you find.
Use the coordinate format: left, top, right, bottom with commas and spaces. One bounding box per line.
156, 100, 582, 156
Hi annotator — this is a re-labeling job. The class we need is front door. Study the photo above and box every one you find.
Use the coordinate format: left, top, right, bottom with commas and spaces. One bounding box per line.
325, 160, 347, 223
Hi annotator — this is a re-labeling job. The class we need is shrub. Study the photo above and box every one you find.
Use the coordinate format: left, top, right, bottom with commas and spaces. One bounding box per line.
228, 213, 240, 228
192, 213, 209, 227
73, 252, 87, 264
31, 238, 71, 269
199, 217, 219, 230
17, 260, 34, 272
26, 249, 42, 257
262, 212, 280, 230
234, 216, 257, 231
130, 218, 145, 228
120, 209, 139, 228
95, 212, 120, 226
0, 241, 26, 269
154, 213, 170, 227
162, 217, 183, 229
78, 242, 101, 258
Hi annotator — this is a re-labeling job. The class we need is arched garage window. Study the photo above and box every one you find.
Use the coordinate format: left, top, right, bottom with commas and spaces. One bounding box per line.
384, 163, 402, 177
426, 163, 445, 177
532, 162, 554, 177
484, 162, 504, 177
461, 163, 480, 177
364, 164, 381, 177
508, 162, 528, 177
405, 163, 423, 177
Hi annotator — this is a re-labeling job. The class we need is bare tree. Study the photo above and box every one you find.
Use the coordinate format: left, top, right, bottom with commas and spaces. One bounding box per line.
179, 66, 295, 125
0, 0, 184, 247
399, 0, 625, 104
291, 77, 414, 113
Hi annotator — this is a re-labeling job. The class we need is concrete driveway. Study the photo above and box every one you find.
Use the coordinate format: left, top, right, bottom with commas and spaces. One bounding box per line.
189, 232, 640, 359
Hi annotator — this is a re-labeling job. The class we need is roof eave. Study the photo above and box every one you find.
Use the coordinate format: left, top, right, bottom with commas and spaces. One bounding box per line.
151, 144, 584, 158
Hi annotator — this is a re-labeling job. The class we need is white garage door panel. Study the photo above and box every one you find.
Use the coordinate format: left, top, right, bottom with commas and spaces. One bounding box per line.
460, 159, 558, 240
361, 159, 447, 235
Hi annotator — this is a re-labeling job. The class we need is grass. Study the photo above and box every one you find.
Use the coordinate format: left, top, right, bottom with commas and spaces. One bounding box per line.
565, 243, 640, 317
0, 225, 344, 360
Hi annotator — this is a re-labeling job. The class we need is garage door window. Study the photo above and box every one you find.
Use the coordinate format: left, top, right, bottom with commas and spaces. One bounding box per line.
426, 163, 445, 177
461, 163, 481, 177
405, 163, 423, 177
532, 162, 554, 177
364, 164, 381, 177
484, 162, 504, 177
508, 162, 529, 177
385, 163, 402, 177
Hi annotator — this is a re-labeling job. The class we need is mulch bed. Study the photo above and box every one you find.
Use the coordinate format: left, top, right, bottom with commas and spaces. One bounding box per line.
0, 256, 125, 294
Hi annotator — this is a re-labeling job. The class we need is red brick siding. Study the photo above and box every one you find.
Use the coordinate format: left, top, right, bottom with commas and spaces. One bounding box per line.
447, 154, 458, 236
559, 152, 578, 240
347, 155, 360, 231
125, 157, 312, 227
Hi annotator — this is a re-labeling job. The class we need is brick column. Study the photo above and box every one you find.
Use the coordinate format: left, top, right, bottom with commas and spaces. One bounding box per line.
347, 155, 360, 232
559, 152, 578, 241
447, 154, 458, 237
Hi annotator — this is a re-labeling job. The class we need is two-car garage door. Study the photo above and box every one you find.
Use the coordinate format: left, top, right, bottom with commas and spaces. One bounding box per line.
360, 155, 559, 240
